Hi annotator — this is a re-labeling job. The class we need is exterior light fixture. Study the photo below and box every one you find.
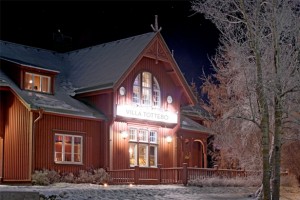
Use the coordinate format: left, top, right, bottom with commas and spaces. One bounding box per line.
121, 131, 128, 139
119, 86, 126, 96
167, 95, 173, 104
166, 136, 172, 143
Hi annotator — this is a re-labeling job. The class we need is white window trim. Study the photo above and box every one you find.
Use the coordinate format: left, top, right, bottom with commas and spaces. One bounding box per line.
25, 72, 51, 93
128, 128, 158, 167
132, 72, 161, 108
54, 133, 83, 165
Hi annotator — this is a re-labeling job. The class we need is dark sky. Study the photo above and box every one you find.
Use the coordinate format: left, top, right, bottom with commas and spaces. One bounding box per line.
0, 1, 219, 88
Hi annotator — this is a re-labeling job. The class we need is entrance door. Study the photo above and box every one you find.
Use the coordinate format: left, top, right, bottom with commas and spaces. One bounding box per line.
191, 141, 203, 168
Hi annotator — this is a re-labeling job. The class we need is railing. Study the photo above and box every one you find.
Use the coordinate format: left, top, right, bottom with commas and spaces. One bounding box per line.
107, 169, 134, 184
107, 163, 262, 185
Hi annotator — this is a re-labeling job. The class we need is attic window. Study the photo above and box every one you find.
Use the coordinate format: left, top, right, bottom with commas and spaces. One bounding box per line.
132, 72, 161, 108
25, 72, 51, 93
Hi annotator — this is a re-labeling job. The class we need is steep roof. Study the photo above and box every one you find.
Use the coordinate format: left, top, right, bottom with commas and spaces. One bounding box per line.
66, 32, 156, 93
0, 40, 65, 73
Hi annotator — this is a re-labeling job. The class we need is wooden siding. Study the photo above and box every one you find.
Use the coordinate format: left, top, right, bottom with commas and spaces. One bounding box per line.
2, 91, 31, 181
33, 113, 103, 173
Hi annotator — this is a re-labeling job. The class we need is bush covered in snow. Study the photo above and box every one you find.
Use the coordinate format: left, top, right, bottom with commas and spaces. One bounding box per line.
32, 168, 110, 185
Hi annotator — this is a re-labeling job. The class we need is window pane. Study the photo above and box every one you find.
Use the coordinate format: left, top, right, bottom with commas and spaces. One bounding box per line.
142, 88, 151, 106
54, 135, 63, 162
139, 145, 148, 167
41, 76, 50, 93
64, 136, 72, 162
133, 86, 140, 104
149, 146, 157, 167
129, 143, 137, 166
149, 131, 157, 143
25, 73, 33, 90
33, 75, 41, 91
129, 129, 137, 141
152, 77, 160, 107
138, 130, 148, 142
142, 72, 151, 87
73, 137, 82, 162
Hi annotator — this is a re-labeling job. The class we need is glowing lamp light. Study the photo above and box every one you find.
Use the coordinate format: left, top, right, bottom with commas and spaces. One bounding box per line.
103, 183, 108, 187
29, 80, 33, 83
166, 136, 172, 143
121, 131, 128, 139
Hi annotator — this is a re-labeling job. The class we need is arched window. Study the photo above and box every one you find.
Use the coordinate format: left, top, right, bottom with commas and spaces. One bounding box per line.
132, 72, 161, 107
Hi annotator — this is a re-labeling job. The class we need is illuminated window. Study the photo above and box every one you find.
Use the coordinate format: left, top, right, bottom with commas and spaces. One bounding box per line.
54, 134, 83, 164
132, 72, 160, 108
129, 128, 157, 167
25, 72, 51, 93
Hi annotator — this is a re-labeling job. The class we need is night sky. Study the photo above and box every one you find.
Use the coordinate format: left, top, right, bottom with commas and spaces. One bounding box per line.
0, 1, 219, 88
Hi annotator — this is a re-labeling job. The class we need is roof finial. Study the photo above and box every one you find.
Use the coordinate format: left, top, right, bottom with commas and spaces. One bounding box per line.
151, 15, 162, 32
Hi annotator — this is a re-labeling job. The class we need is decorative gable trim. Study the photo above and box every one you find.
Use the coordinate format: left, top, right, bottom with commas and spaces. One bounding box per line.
144, 39, 169, 63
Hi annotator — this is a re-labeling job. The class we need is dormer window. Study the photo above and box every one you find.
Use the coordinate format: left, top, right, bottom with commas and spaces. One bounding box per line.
25, 72, 51, 93
132, 72, 161, 108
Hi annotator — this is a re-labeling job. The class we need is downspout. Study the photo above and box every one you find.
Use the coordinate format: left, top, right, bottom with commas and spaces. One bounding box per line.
32, 108, 44, 173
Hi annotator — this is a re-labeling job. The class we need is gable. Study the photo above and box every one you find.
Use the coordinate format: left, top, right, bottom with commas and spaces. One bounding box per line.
141, 33, 197, 105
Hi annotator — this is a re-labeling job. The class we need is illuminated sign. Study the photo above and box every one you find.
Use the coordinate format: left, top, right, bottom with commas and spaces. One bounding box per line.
117, 105, 178, 123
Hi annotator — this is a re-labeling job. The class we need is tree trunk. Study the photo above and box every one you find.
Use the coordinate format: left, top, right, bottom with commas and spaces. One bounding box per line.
272, 96, 282, 200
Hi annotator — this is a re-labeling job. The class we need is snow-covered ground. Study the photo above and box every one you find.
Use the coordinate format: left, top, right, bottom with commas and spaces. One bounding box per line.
0, 183, 299, 200
0, 183, 257, 200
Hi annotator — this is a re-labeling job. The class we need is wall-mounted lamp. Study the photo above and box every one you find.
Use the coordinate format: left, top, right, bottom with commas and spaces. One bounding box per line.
119, 86, 126, 96
121, 131, 128, 139
166, 136, 172, 143
167, 95, 173, 104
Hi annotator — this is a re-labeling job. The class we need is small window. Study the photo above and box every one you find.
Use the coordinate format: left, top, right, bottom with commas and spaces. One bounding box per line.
25, 72, 51, 93
54, 134, 83, 164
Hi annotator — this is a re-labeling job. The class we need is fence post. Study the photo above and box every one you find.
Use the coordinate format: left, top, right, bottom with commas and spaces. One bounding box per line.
182, 163, 188, 186
214, 165, 219, 177
134, 166, 139, 184
158, 164, 162, 184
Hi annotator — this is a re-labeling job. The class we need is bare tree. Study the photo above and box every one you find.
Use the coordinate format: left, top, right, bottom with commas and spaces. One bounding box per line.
191, 0, 300, 199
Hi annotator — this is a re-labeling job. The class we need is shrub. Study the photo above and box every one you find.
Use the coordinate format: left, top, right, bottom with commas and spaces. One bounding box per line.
32, 168, 110, 185
32, 169, 50, 185
188, 176, 261, 187
93, 168, 111, 184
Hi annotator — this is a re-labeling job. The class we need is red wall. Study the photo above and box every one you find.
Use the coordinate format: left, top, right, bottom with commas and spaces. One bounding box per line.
34, 113, 103, 173
2, 92, 32, 181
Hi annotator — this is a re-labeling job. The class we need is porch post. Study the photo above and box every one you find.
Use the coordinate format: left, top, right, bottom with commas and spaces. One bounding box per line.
182, 163, 188, 186
134, 166, 139, 184
157, 164, 162, 184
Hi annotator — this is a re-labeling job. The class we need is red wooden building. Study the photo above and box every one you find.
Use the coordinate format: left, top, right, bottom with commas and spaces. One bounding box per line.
0, 29, 212, 183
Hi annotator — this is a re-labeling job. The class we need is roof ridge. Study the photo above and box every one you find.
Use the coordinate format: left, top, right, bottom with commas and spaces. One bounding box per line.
0, 40, 59, 54
64, 32, 155, 54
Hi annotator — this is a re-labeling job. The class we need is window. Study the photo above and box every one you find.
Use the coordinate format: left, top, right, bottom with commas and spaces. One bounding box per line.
54, 134, 83, 164
129, 128, 157, 167
132, 72, 160, 107
25, 72, 51, 93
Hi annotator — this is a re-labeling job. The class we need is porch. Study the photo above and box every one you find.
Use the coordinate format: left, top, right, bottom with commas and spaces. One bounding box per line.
107, 163, 260, 185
